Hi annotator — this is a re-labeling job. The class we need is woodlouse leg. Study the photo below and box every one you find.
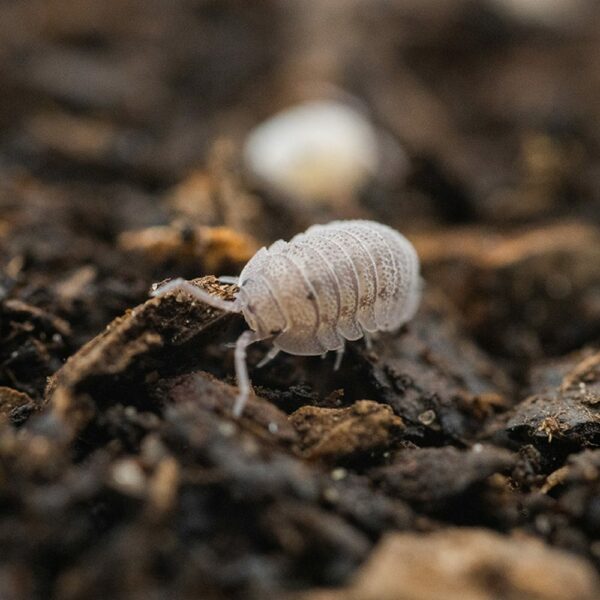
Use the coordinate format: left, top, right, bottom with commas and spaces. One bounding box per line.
233, 330, 262, 417
334, 343, 345, 371
151, 278, 240, 313
364, 332, 373, 351
256, 346, 280, 369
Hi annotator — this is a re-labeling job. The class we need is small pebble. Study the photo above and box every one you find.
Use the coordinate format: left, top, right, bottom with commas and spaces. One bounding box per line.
218, 422, 236, 437
331, 467, 348, 481
418, 409, 436, 426
111, 459, 146, 496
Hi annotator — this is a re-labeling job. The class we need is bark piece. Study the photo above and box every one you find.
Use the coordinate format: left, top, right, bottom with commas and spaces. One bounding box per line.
353, 291, 511, 443
507, 350, 600, 446
44, 276, 241, 440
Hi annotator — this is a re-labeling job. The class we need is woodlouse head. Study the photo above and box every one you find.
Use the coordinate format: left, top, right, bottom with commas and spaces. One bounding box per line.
238, 277, 286, 339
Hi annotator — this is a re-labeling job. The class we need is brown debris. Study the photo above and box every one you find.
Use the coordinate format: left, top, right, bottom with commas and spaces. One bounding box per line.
25, 112, 121, 165
145, 456, 180, 519
414, 222, 600, 360
560, 352, 600, 393
118, 224, 257, 276
165, 141, 266, 240
540, 465, 571, 494
296, 529, 600, 600
373, 445, 516, 509
2, 1, 600, 597
0, 386, 37, 425
263, 500, 371, 578
507, 350, 600, 446
290, 400, 404, 460
0, 298, 72, 400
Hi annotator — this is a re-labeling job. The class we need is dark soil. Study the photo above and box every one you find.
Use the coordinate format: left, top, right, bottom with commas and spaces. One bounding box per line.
1, 2, 600, 599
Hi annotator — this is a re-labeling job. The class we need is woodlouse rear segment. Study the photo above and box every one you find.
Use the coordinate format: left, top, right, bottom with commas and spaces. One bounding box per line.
152, 220, 421, 417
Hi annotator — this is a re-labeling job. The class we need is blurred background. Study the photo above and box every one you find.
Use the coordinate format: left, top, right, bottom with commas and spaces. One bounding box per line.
0, 0, 600, 338
2, 2, 600, 598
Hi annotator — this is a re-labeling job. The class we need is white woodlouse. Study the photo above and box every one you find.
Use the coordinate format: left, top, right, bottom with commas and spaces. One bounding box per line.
152, 220, 421, 416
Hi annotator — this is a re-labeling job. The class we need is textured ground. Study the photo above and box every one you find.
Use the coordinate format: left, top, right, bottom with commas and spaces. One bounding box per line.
1, 2, 600, 599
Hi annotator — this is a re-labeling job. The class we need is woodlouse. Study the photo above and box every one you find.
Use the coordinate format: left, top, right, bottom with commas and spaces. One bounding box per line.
152, 220, 421, 416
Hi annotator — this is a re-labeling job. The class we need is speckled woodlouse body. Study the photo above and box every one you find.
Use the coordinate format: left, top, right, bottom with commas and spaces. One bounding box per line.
152, 220, 421, 416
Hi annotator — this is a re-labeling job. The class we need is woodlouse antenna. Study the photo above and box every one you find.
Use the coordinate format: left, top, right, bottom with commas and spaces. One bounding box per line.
151, 278, 241, 313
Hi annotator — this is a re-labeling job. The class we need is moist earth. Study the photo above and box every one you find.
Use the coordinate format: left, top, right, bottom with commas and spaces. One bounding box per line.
1, 2, 600, 599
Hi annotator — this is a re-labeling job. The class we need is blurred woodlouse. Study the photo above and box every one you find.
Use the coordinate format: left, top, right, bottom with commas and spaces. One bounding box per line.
152, 220, 421, 416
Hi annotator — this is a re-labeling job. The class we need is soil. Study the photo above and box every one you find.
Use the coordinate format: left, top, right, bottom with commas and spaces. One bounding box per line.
1, 2, 600, 599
